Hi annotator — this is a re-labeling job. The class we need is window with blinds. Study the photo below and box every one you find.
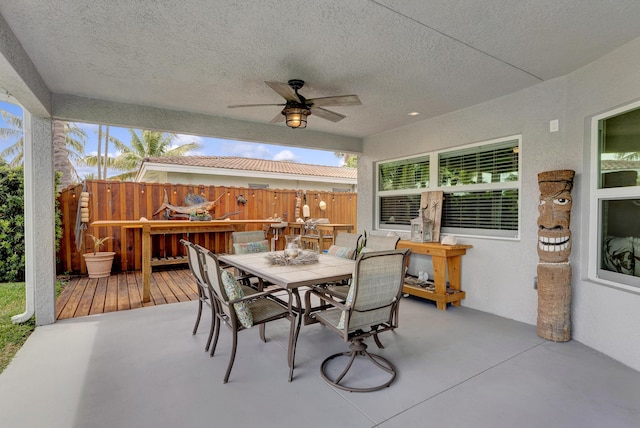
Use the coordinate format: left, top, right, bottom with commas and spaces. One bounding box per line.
438, 140, 519, 187
378, 155, 430, 191
376, 136, 521, 238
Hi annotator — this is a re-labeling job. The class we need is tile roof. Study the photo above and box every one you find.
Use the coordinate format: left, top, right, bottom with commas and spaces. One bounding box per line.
601, 160, 640, 171
142, 156, 357, 179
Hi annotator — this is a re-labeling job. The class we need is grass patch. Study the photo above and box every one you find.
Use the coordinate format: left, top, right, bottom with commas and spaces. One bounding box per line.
0, 282, 35, 374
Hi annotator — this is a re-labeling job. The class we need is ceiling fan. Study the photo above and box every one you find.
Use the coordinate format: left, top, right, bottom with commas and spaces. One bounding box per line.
228, 79, 362, 129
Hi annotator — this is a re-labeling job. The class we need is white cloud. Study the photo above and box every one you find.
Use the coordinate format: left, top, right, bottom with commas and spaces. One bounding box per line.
220, 141, 273, 159
273, 149, 297, 162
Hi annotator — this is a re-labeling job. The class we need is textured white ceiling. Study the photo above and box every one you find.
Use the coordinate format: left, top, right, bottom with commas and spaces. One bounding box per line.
2, 0, 640, 138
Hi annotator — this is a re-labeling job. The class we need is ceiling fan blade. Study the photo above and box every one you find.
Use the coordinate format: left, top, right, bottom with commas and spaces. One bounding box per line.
269, 112, 285, 123
265, 81, 301, 102
310, 106, 346, 123
307, 94, 361, 107
227, 103, 285, 108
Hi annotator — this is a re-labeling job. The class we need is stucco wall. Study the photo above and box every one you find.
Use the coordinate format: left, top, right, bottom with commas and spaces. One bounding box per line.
360, 37, 640, 372
160, 171, 355, 192
567, 37, 640, 372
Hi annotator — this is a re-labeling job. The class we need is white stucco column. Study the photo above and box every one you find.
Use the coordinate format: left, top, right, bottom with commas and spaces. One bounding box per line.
12, 111, 56, 325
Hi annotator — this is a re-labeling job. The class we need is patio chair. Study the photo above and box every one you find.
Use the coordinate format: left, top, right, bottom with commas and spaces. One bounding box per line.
303, 232, 361, 324
361, 234, 401, 252
201, 249, 297, 383
231, 230, 270, 289
180, 239, 258, 353
324, 233, 400, 302
306, 249, 411, 392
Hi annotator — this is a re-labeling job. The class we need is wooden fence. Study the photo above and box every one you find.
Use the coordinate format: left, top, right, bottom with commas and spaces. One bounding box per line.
57, 180, 357, 274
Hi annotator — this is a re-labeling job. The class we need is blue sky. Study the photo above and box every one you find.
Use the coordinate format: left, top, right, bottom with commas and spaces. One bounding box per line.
0, 100, 346, 179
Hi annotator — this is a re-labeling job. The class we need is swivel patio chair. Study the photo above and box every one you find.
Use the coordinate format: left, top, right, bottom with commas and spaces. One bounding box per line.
201, 249, 297, 383
303, 232, 361, 324
306, 248, 411, 392
324, 233, 400, 302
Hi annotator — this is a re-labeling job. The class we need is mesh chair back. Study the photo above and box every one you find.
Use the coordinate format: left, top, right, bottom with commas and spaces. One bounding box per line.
231, 230, 266, 243
347, 249, 409, 333
363, 235, 400, 251
182, 240, 209, 298
201, 250, 233, 319
334, 232, 362, 250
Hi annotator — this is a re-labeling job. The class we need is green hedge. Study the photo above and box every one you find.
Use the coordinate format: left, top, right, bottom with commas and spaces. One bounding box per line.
0, 164, 25, 282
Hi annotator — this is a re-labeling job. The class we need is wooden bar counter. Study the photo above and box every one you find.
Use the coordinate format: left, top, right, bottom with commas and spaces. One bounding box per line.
91, 220, 273, 302
396, 240, 473, 310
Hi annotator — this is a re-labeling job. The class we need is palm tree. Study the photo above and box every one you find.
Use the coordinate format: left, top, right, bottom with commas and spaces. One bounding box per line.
0, 109, 24, 167
334, 152, 358, 168
1, 108, 86, 187
85, 129, 200, 181
52, 120, 87, 189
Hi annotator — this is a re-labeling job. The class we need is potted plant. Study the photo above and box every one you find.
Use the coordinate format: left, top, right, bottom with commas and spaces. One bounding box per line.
83, 234, 115, 278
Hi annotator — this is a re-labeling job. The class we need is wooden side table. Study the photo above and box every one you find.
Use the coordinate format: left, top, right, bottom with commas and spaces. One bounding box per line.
396, 240, 472, 311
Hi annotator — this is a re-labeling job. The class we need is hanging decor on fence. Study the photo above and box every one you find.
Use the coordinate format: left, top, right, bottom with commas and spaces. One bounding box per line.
74, 182, 90, 251
152, 190, 240, 220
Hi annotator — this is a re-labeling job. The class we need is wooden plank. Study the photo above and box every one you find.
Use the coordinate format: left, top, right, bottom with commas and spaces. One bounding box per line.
126, 271, 143, 309
56, 276, 87, 320
154, 271, 179, 304
150, 256, 189, 266
103, 274, 119, 313
159, 270, 191, 302
420, 191, 444, 242
117, 272, 131, 311
148, 274, 167, 306
89, 275, 108, 315
75, 278, 98, 317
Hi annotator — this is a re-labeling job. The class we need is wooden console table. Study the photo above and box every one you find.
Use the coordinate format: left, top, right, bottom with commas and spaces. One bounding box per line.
396, 240, 472, 311
91, 220, 272, 303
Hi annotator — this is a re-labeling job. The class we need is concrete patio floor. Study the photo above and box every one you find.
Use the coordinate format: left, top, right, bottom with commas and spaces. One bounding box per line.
1, 296, 639, 428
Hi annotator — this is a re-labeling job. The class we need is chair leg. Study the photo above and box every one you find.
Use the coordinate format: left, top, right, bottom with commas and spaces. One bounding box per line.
223, 329, 239, 383
205, 308, 216, 352
209, 312, 221, 357
373, 333, 384, 349
192, 297, 203, 335
259, 324, 266, 342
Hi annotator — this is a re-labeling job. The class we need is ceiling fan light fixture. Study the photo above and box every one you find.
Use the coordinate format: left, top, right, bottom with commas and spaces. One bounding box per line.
284, 105, 311, 129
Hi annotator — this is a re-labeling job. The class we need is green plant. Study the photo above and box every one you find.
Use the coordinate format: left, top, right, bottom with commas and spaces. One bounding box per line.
0, 282, 35, 373
0, 163, 25, 282
0, 279, 66, 374
87, 234, 111, 255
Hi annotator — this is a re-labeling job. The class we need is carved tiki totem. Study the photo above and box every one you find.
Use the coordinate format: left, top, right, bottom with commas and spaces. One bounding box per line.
537, 169, 575, 342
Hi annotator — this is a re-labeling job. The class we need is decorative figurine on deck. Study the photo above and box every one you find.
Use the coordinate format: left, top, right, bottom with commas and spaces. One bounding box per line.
536, 169, 575, 342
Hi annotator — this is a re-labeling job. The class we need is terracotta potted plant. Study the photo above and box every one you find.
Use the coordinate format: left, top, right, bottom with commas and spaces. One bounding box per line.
83, 234, 115, 278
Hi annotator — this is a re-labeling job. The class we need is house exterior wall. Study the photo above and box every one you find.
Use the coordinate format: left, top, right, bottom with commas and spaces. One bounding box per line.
143, 170, 356, 193
360, 36, 640, 372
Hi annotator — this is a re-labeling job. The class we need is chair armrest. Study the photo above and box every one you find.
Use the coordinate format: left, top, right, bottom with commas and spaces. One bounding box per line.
306, 287, 348, 311
227, 288, 286, 305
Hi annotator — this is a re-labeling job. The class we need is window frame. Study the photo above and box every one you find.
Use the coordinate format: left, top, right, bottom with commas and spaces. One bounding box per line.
588, 99, 640, 292
375, 135, 522, 239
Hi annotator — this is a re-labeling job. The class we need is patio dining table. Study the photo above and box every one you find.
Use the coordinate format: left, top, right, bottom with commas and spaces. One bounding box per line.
217, 251, 355, 380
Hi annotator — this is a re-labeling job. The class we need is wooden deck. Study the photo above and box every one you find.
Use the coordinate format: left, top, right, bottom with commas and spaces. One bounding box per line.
56, 268, 197, 320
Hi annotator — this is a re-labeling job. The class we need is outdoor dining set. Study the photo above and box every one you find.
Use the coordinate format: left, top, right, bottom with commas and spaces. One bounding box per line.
181, 229, 410, 392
